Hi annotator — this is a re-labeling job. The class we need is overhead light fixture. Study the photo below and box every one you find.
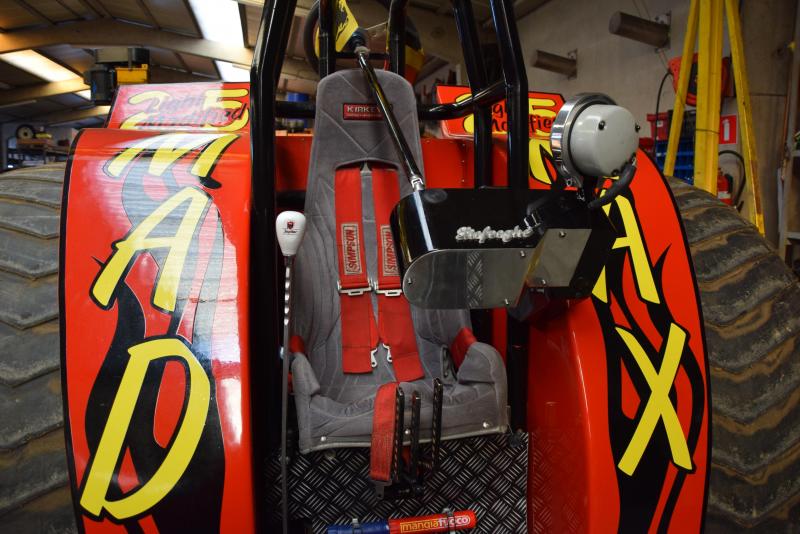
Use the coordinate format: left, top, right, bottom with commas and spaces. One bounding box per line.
216, 62, 249, 82
0, 50, 80, 82
187, 0, 248, 82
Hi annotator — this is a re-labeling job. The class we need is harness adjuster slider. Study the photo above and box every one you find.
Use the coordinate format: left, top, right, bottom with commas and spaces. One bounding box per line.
371, 280, 402, 297
337, 280, 372, 296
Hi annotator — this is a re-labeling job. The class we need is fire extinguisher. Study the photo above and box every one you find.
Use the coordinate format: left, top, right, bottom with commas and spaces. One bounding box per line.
717, 170, 733, 205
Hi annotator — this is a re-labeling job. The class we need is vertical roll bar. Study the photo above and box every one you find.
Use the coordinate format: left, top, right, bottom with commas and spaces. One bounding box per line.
388, 0, 409, 77
489, 0, 529, 190
486, 0, 531, 432
318, 0, 336, 77
250, 3, 297, 526
452, 0, 492, 188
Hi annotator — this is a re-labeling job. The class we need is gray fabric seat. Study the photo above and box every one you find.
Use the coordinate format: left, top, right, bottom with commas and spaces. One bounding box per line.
291, 68, 508, 454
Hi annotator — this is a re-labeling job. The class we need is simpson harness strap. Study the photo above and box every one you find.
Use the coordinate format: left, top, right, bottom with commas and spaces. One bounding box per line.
370, 382, 399, 482
335, 166, 380, 374
335, 165, 424, 383
372, 167, 425, 383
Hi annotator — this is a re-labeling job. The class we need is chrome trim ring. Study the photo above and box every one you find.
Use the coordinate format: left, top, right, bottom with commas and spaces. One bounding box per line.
550, 93, 616, 184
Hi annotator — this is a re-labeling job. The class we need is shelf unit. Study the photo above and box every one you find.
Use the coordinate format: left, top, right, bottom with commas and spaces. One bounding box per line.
779, 9, 800, 270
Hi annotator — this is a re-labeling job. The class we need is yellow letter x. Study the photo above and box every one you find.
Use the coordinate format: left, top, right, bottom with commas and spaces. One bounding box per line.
616, 322, 693, 476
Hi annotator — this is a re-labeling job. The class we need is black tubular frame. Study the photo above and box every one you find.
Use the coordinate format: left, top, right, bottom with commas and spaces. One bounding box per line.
249, 0, 296, 530
485, 0, 531, 433
388, 0, 409, 78
489, 0, 529, 190
269, 0, 531, 187
318, 0, 336, 77
452, 0, 493, 188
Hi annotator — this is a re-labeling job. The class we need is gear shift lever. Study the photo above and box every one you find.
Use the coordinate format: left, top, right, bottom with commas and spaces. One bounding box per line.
275, 210, 306, 534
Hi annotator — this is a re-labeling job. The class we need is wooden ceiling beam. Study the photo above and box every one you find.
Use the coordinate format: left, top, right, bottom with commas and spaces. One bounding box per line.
0, 19, 318, 80
0, 79, 89, 107
29, 105, 110, 125
0, 19, 254, 65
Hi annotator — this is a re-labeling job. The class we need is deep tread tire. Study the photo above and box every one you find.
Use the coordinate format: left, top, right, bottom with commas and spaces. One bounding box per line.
0, 163, 76, 534
669, 178, 800, 532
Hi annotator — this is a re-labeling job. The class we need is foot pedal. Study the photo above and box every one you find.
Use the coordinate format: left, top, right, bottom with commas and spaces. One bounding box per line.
375, 379, 444, 500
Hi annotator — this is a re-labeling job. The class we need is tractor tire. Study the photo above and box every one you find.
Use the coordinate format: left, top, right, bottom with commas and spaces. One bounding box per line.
669, 177, 800, 532
0, 163, 77, 533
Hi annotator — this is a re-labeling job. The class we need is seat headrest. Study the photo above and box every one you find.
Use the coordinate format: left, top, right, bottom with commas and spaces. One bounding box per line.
306, 69, 424, 205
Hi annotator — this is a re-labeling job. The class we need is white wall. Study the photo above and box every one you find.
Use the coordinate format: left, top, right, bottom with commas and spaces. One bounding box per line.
517, 0, 713, 129
517, 0, 796, 244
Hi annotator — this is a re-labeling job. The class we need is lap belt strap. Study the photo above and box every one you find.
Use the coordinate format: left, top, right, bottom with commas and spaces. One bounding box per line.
370, 382, 399, 482
336, 166, 379, 373
372, 167, 424, 382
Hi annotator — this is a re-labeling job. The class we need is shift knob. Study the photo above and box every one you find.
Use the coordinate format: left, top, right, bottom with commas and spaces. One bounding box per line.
276, 211, 306, 257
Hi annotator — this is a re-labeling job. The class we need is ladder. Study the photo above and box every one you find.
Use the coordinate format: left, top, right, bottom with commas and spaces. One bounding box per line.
664, 0, 764, 235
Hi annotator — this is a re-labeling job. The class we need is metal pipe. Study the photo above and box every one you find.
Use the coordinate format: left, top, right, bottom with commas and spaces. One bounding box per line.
419, 80, 505, 120
388, 0, 408, 77
489, 0, 529, 190
249, 0, 297, 530
356, 46, 424, 191
609, 11, 670, 48
275, 82, 505, 120
453, 0, 493, 188
318, 0, 336, 77
531, 50, 577, 78
488, 0, 530, 433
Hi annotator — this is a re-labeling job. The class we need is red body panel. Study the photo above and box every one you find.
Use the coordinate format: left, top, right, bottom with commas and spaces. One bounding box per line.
61, 82, 708, 533
62, 83, 256, 533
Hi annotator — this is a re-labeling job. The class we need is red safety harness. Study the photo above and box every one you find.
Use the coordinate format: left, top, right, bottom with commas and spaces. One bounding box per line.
335, 165, 424, 383
335, 164, 427, 484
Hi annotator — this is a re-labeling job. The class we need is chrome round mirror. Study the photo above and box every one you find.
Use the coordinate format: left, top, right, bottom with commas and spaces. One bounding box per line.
551, 93, 638, 185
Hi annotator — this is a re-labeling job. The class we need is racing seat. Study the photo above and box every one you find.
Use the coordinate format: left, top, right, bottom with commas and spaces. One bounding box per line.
290, 68, 508, 460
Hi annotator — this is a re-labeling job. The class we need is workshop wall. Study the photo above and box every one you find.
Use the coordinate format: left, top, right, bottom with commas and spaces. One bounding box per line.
517, 0, 796, 244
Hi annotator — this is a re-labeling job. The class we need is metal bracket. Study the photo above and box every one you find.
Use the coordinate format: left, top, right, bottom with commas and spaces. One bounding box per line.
372, 280, 403, 297
337, 280, 372, 296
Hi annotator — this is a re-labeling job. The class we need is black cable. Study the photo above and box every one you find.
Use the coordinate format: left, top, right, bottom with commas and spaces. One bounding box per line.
719, 149, 746, 210
654, 69, 673, 153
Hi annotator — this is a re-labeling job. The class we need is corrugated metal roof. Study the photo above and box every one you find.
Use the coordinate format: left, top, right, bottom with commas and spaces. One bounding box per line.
0, 0, 548, 127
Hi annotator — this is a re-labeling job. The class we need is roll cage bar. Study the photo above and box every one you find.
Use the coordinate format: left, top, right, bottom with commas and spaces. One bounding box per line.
254, 0, 530, 191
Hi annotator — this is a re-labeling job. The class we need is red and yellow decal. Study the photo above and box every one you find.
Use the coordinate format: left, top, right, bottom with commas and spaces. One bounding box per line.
108, 82, 250, 132
435, 85, 565, 187
524, 153, 708, 532
62, 83, 254, 532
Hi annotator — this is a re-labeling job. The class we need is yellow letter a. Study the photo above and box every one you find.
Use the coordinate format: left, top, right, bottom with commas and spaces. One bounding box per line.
91, 187, 209, 312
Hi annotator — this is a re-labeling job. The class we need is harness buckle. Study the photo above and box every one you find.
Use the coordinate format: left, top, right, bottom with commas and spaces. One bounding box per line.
337, 280, 372, 296
371, 280, 403, 297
